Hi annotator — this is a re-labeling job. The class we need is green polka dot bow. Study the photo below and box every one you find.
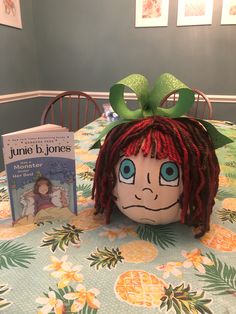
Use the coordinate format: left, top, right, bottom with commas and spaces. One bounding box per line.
109, 73, 194, 119
91, 73, 233, 149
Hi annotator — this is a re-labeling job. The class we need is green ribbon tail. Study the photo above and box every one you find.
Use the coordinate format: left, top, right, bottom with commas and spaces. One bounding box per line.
149, 73, 195, 118
109, 74, 149, 119
197, 119, 234, 149
89, 119, 131, 150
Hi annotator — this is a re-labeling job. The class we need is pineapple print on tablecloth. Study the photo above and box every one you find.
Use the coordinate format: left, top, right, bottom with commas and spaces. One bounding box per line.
0, 201, 11, 219
119, 240, 158, 263
87, 240, 158, 270
114, 270, 213, 313
217, 198, 236, 223
218, 174, 231, 187
69, 207, 105, 231
115, 270, 166, 307
199, 224, 236, 252
0, 223, 36, 240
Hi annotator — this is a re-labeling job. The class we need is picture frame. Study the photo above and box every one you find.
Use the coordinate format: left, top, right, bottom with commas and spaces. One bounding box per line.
177, 0, 213, 26
221, 0, 236, 25
0, 0, 22, 29
135, 0, 169, 27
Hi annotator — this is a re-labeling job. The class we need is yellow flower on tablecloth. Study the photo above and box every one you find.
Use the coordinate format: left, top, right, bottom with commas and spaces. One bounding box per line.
99, 227, 121, 241
155, 261, 183, 279
54, 263, 84, 289
199, 224, 236, 252
44, 255, 71, 277
99, 224, 137, 241
69, 207, 105, 231
118, 224, 138, 238
115, 270, 167, 307
36, 290, 64, 314
119, 240, 158, 263
182, 248, 213, 273
64, 284, 100, 312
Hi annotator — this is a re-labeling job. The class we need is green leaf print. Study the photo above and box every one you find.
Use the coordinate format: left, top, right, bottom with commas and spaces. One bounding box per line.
0, 284, 12, 311
196, 252, 236, 295
0, 187, 9, 202
78, 171, 94, 181
77, 184, 92, 198
160, 283, 213, 314
137, 224, 176, 249
87, 247, 124, 270
84, 161, 96, 170
216, 188, 236, 201
40, 224, 83, 252
0, 241, 35, 270
217, 208, 236, 223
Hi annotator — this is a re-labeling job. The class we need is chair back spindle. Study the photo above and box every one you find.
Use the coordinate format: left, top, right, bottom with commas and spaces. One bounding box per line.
41, 91, 102, 131
160, 88, 213, 120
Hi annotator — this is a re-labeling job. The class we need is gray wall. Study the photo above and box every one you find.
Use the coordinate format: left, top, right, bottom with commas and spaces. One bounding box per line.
0, 0, 39, 94
0, 98, 47, 171
32, 0, 236, 94
0, 0, 236, 170
1, 0, 236, 93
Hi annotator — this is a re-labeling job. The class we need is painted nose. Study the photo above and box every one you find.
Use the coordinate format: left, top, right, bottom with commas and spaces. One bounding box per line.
142, 187, 158, 200
145, 172, 158, 200
135, 187, 158, 201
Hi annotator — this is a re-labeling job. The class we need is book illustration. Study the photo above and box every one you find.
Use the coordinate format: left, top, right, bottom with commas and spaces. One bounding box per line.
33, 177, 66, 215
2, 125, 77, 224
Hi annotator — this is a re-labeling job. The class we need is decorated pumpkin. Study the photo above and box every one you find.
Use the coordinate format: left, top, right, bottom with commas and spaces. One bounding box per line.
92, 73, 232, 237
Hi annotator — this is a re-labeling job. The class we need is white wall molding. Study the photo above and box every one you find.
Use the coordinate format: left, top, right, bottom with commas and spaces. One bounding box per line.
0, 90, 236, 104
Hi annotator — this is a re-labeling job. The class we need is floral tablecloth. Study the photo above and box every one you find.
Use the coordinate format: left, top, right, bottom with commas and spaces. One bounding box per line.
0, 118, 235, 314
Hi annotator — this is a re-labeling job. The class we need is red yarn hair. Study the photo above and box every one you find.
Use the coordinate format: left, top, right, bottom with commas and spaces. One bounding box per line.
92, 116, 220, 237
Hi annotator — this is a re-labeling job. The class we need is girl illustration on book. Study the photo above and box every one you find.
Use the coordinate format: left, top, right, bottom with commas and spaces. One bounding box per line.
33, 177, 56, 215
19, 176, 74, 224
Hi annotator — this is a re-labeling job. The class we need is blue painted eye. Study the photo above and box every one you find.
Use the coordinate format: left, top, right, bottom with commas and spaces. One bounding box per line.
119, 158, 135, 184
160, 161, 179, 186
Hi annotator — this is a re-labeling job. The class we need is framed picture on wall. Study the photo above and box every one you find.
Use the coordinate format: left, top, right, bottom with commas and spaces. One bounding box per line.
0, 0, 22, 29
177, 0, 213, 26
221, 0, 236, 24
135, 0, 169, 27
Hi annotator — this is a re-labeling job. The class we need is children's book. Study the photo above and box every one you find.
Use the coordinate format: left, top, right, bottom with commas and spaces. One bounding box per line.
2, 124, 77, 224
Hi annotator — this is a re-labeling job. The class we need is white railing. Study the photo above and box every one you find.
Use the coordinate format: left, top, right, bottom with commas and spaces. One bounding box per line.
0, 90, 236, 104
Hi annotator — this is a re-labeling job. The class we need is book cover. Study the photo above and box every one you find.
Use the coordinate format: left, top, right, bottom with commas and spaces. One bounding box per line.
2, 125, 77, 224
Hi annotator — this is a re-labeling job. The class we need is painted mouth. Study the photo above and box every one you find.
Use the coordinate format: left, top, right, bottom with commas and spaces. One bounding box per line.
122, 199, 179, 212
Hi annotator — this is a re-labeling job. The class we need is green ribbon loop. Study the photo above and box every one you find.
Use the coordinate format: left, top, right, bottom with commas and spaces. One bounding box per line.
90, 72, 233, 150
109, 73, 195, 119
150, 73, 195, 118
109, 74, 149, 119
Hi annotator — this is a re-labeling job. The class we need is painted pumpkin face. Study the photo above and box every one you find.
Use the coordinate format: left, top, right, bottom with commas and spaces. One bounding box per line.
113, 153, 183, 225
